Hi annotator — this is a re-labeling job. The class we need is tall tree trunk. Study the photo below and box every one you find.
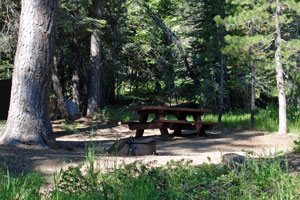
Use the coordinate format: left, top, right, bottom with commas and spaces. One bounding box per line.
72, 38, 80, 106
275, 1, 287, 134
72, 40, 80, 106
87, 0, 102, 116
101, 38, 118, 105
0, 0, 56, 146
72, 67, 80, 105
52, 57, 70, 120
218, 54, 225, 122
250, 61, 255, 128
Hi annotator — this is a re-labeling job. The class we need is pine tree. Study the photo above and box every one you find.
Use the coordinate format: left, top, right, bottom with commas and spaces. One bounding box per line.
220, 0, 300, 134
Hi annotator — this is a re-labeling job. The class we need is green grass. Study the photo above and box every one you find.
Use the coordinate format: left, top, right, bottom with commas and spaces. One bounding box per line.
1, 145, 300, 199
29, 155, 300, 199
101, 105, 139, 122
0, 168, 43, 199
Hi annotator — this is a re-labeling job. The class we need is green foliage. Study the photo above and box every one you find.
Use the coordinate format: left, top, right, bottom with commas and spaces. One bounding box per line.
0, 168, 42, 199
220, 155, 300, 199
49, 154, 300, 199
1, 149, 300, 199
0, 1, 20, 80
101, 105, 138, 122
2, 0, 300, 129
293, 139, 300, 153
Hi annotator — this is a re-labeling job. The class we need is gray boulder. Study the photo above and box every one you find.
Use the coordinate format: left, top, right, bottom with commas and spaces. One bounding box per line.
50, 98, 80, 120
223, 153, 246, 169
64, 99, 80, 118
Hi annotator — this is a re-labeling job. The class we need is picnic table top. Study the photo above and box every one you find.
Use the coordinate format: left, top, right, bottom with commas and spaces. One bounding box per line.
129, 106, 212, 113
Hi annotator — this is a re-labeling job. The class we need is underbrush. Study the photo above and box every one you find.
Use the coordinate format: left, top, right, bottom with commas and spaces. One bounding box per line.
48, 154, 300, 200
2, 151, 300, 199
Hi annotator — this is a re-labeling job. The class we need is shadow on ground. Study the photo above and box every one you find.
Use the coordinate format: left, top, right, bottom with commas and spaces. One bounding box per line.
0, 117, 298, 176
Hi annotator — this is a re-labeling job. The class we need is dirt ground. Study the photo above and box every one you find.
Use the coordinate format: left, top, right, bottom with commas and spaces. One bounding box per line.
0, 117, 300, 177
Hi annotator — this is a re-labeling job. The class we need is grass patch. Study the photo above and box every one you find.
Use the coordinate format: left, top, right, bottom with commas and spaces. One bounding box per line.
49, 153, 300, 199
203, 110, 251, 129
0, 168, 43, 199
1, 147, 300, 199
101, 105, 139, 122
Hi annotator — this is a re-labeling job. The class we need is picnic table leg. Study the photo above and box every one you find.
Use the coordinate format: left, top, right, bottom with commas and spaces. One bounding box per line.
160, 128, 172, 140
173, 113, 186, 136
136, 113, 148, 138
173, 125, 182, 136
193, 114, 205, 136
154, 113, 172, 140
196, 123, 204, 136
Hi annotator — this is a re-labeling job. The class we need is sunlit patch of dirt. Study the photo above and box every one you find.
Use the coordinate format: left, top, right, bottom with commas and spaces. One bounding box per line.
0, 117, 299, 177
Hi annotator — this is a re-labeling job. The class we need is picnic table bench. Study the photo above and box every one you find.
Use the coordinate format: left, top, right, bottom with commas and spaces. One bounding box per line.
122, 106, 220, 140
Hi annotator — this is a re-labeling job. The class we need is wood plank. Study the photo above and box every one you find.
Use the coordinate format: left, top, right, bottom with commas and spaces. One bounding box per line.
122, 121, 221, 130
130, 106, 212, 113
160, 119, 200, 124
127, 122, 174, 130
159, 120, 221, 125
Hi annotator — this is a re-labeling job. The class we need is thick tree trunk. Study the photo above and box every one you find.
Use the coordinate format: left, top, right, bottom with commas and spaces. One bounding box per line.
0, 0, 56, 146
275, 1, 287, 134
250, 61, 255, 128
52, 57, 70, 120
87, 0, 102, 116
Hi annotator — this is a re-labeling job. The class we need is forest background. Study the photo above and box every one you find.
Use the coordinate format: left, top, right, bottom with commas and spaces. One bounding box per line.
1, 0, 300, 134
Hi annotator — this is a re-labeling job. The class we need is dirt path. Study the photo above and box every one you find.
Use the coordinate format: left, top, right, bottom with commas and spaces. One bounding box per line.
0, 117, 298, 176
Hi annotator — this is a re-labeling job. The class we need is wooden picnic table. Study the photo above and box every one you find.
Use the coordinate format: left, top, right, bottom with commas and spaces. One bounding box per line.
122, 106, 220, 140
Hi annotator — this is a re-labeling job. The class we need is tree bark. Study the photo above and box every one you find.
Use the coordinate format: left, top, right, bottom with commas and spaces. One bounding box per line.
275, 1, 287, 134
87, 0, 102, 116
218, 53, 225, 122
72, 40, 80, 106
72, 68, 80, 106
250, 61, 255, 128
0, 0, 56, 146
51, 57, 70, 120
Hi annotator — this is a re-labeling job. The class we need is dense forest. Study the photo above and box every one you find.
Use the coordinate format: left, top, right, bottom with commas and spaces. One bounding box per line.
3, 1, 300, 199
1, 0, 300, 134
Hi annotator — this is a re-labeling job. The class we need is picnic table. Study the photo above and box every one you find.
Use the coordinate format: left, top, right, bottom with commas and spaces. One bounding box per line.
122, 106, 220, 140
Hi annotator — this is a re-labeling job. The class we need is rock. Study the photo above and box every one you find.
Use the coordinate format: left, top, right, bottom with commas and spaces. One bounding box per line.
106, 137, 157, 156
223, 153, 246, 167
50, 98, 80, 120
64, 99, 80, 118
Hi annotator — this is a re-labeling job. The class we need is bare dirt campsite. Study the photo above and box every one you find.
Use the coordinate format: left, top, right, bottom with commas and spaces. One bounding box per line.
0, 117, 299, 177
